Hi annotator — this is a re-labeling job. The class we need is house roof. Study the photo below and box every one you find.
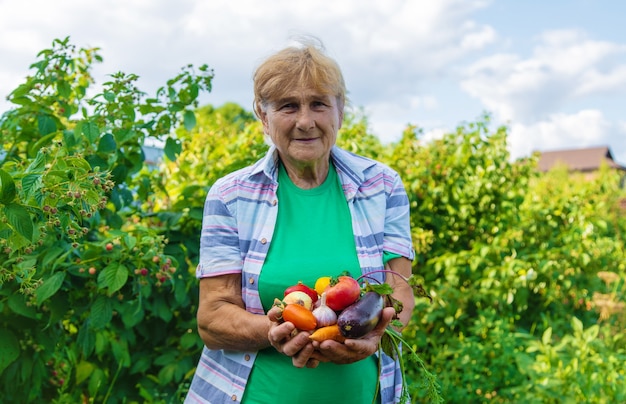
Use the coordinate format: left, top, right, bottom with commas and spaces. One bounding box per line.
537, 146, 626, 172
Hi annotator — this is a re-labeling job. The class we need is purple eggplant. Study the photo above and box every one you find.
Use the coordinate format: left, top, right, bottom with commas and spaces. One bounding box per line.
337, 291, 384, 338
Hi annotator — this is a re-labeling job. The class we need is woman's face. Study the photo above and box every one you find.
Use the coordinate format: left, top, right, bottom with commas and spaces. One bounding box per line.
260, 85, 343, 172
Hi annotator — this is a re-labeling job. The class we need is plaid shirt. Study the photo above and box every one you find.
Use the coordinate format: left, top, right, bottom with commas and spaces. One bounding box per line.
185, 145, 415, 404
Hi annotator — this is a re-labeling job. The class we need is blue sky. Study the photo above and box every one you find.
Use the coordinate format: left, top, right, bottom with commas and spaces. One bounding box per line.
1, 0, 624, 163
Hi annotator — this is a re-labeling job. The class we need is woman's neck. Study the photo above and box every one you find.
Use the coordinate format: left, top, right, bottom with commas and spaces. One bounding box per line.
281, 158, 330, 189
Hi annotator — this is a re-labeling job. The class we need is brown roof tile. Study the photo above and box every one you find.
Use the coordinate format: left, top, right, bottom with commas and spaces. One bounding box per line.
537, 146, 625, 172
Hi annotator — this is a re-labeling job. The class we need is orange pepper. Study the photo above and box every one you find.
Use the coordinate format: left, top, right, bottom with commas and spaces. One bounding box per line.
309, 324, 346, 343
282, 303, 317, 331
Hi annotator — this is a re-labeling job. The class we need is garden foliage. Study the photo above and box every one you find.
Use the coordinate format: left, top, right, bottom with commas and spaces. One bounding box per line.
1, 39, 625, 403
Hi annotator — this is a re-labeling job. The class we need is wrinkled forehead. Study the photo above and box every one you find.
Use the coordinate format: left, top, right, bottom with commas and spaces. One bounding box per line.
265, 74, 337, 103
273, 82, 335, 101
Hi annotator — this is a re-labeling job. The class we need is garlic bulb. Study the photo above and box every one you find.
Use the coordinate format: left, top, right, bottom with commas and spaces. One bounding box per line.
311, 292, 337, 327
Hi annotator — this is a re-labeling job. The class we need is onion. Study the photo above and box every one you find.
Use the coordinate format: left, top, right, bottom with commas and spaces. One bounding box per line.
311, 292, 337, 327
283, 291, 313, 310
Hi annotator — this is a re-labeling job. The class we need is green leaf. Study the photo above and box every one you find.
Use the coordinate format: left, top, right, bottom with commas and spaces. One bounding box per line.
189, 83, 199, 100
63, 128, 77, 148
153, 297, 173, 322
4, 203, 34, 241
38, 114, 57, 135
7, 294, 39, 319
8, 96, 32, 106
41, 246, 65, 270
111, 164, 129, 186
75, 361, 95, 385
82, 120, 100, 143
183, 109, 196, 131
0, 329, 20, 375
28, 131, 58, 156
113, 128, 135, 144
90, 296, 113, 329
123, 104, 136, 121
88, 368, 105, 397
86, 154, 109, 171
97, 133, 117, 153
157, 114, 171, 132
365, 282, 394, 295
111, 339, 130, 367
36, 272, 66, 305
158, 363, 176, 384
571, 316, 583, 334
10, 83, 32, 99
57, 80, 71, 98
97, 263, 128, 295
130, 356, 151, 374
164, 137, 182, 161
380, 331, 398, 359
103, 91, 116, 102
174, 278, 188, 305
542, 327, 553, 345
180, 332, 199, 349
17, 256, 37, 272
123, 234, 137, 249
77, 323, 95, 357
0, 169, 17, 204
66, 156, 93, 172
584, 324, 599, 341
21, 174, 42, 199
121, 300, 144, 328
25, 151, 46, 173
95, 330, 108, 355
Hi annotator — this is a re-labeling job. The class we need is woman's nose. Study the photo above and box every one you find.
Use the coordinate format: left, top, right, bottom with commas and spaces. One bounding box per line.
295, 108, 315, 131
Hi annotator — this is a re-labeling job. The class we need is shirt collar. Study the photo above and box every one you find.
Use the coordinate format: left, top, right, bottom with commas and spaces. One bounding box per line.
249, 145, 376, 200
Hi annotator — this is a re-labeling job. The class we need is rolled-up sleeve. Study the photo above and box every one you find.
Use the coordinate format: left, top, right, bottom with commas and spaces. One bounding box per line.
383, 173, 415, 261
196, 183, 243, 278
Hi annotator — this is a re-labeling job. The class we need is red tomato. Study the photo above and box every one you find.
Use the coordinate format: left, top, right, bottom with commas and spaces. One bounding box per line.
325, 276, 361, 311
282, 304, 317, 331
284, 281, 318, 303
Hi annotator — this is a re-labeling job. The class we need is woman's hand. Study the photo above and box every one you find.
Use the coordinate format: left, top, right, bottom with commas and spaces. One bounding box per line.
309, 306, 395, 364
267, 305, 322, 368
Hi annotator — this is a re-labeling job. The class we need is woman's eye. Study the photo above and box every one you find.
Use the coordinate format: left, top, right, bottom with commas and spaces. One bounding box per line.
280, 103, 296, 110
312, 101, 328, 109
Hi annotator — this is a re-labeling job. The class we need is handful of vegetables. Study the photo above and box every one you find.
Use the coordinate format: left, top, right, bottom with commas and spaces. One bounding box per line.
273, 271, 443, 403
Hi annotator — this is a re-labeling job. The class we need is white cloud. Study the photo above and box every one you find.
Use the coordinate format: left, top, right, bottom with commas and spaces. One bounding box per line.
4, 1, 623, 164
576, 65, 626, 96
461, 29, 626, 123
460, 23, 497, 51
507, 109, 621, 160
534, 30, 624, 74
361, 93, 442, 143
0, 0, 495, 134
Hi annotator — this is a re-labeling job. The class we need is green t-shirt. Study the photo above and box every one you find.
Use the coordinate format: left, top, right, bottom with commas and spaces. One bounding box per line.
242, 162, 380, 404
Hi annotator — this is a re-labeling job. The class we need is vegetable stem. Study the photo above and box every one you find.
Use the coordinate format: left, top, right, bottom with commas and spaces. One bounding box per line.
380, 327, 444, 403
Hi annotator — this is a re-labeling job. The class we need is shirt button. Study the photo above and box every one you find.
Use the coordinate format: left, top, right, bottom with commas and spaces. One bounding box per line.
272, 199, 277, 206
260, 238, 267, 244
249, 277, 254, 284
244, 354, 251, 361
231, 394, 237, 401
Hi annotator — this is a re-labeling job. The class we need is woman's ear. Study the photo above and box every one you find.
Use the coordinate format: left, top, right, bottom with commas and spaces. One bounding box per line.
337, 98, 345, 129
260, 109, 270, 134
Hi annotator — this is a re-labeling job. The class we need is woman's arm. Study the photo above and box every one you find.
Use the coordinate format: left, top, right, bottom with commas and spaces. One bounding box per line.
385, 256, 415, 329
196, 274, 272, 351
197, 274, 320, 368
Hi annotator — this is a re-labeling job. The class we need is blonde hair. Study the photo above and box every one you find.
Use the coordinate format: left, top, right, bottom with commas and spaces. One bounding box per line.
253, 38, 347, 118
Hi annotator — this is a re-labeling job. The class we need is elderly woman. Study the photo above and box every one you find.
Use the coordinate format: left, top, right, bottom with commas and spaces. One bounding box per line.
185, 39, 415, 404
